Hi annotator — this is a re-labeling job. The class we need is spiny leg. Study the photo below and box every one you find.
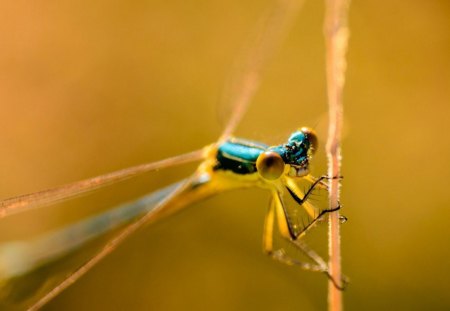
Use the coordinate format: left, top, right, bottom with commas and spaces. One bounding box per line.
289, 238, 347, 290
285, 175, 343, 207
286, 176, 348, 226
271, 191, 347, 289
282, 177, 342, 239
262, 195, 326, 273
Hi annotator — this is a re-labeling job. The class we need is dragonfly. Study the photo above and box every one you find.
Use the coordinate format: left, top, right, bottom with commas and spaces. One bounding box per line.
0, 0, 343, 309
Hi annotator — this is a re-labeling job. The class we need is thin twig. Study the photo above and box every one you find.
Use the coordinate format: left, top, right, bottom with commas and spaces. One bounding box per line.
323, 0, 350, 311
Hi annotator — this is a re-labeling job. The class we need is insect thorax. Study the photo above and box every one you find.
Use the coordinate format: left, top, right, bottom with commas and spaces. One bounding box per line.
214, 138, 268, 175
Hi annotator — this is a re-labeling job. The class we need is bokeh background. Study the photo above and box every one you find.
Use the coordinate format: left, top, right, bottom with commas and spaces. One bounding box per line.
0, 0, 449, 310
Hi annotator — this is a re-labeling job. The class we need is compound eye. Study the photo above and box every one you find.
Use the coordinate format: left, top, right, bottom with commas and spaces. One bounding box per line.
300, 127, 318, 154
256, 151, 285, 180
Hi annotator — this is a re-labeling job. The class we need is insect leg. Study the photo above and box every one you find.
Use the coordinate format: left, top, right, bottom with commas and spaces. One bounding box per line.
284, 176, 342, 230
285, 175, 343, 206
272, 191, 348, 289
286, 238, 348, 290
262, 193, 325, 273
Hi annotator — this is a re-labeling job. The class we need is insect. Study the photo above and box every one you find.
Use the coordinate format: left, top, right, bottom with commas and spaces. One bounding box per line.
0, 128, 341, 309
0, 0, 343, 309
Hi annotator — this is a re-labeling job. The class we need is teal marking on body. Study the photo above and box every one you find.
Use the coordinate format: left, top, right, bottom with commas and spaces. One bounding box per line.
219, 140, 267, 162
288, 131, 307, 144
216, 139, 268, 175
215, 132, 312, 175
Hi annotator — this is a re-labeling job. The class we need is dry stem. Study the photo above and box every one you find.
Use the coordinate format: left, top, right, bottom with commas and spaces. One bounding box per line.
323, 0, 350, 311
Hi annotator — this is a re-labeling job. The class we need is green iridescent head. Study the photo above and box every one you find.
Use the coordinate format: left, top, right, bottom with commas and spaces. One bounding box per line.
256, 127, 318, 180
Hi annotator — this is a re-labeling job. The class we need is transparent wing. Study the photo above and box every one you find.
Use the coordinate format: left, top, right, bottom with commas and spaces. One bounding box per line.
218, 0, 305, 142
280, 175, 335, 238
0, 1, 310, 308
1, 179, 188, 310
0, 181, 184, 283
0, 170, 226, 310
0, 148, 206, 219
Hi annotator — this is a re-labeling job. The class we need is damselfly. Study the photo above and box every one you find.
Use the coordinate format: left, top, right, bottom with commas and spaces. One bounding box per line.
0, 0, 343, 309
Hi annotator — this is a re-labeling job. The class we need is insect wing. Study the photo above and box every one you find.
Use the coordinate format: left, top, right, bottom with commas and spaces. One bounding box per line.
218, 0, 303, 142
0, 178, 193, 309
0, 149, 205, 219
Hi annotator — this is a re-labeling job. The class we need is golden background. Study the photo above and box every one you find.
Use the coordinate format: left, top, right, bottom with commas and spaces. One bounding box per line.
0, 0, 449, 310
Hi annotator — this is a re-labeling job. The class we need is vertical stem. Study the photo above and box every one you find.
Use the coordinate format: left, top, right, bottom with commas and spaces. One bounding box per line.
324, 0, 350, 311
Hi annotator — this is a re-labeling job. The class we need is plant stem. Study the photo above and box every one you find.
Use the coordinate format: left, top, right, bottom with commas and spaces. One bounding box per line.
323, 0, 350, 311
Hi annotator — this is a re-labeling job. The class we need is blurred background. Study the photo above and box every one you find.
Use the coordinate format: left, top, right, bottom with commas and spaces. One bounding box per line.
0, 0, 449, 310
